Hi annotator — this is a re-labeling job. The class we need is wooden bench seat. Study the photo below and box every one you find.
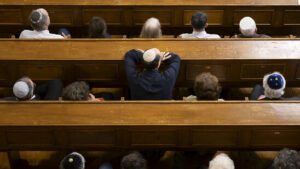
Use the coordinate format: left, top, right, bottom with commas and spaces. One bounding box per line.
0, 39, 300, 89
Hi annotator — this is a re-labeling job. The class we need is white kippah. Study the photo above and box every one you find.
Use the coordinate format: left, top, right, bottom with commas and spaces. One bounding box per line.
239, 16, 256, 37
143, 49, 157, 62
13, 81, 30, 99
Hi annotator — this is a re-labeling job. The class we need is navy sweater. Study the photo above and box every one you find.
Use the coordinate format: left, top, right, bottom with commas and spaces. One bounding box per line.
124, 49, 181, 100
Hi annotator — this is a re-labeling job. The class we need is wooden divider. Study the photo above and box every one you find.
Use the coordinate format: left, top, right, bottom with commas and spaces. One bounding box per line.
0, 39, 300, 88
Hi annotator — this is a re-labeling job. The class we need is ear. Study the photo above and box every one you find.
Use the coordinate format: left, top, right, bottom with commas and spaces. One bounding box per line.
205, 23, 208, 28
255, 27, 257, 33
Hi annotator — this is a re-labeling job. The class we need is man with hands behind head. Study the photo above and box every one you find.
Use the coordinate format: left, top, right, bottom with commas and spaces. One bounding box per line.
124, 48, 180, 100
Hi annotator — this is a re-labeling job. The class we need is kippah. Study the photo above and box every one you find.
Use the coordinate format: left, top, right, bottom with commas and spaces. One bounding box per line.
143, 49, 157, 62
239, 16, 256, 36
267, 73, 284, 90
30, 10, 43, 24
13, 81, 30, 99
61, 152, 85, 169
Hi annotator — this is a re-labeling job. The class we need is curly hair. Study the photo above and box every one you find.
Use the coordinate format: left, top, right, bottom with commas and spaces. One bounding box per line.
62, 81, 90, 101
194, 72, 221, 100
121, 152, 147, 169
273, 148, 300, 169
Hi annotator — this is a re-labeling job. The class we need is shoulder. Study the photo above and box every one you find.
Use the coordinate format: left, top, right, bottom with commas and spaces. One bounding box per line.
180, 33, 193, 38
48, 33, 64, 39
19, 30, 33, 38
258, 34, 271, 38
206, 33, 221, 38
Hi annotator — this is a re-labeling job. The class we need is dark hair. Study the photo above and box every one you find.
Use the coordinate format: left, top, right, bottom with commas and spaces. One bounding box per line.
121, 152, 147, 169
273, 148, 300, 169
30, 10, 48, 31
191, 11, 207, 30
62, 81, 90, 101
142, 54, 161, 70
15, 76, 34, 100
194, 72, 221, 100
89, 17, 107, 38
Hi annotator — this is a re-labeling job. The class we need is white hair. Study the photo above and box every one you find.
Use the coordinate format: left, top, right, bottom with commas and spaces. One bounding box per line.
239, 16, 256, 37
140, 17, 162, 38
263, 72, 286, 99
209, 153, 235, 169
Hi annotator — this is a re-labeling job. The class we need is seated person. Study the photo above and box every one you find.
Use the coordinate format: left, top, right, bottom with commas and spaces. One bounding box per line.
20, 8, 67, 39
124, 48, 180, 100
140, 17, 162, 38
89, 17, 110, 38
1, 77, 62, 101
209, 153, 235, 169
187, 72, 223, 101
268, 148, 300, 169
179, 11, 220, 38
232, 17, 271, 38
250, 72, 299, 100
62, 81, 113, 101
121, 152, 147, 169
60, 152, 85, 169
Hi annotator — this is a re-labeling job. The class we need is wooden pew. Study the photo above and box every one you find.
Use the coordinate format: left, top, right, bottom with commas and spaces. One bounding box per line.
0, 0, 300, 37
0, 39, 300, 89
1, 101, 300, 151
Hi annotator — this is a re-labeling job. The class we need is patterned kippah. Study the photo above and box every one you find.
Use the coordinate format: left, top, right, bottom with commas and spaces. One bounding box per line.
267, 73, 284, 90
30, 10, 43, 24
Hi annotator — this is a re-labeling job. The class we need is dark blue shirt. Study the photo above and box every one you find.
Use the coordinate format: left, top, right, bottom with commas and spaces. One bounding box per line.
125, 49, 180, 100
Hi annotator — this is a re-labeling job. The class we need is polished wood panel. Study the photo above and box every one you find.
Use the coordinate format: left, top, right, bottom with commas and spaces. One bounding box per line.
184, 10, 224, 26
82, 8, 124, 26
0, 101, 300, 151
133, 8, 173, 26
0, 8, 23, 25
0, 0, 297, 5
233, 9, 274, 25
283, 10, 300, 26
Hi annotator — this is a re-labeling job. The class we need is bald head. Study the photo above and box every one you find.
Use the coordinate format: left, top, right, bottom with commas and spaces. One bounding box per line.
30, 8, 50, 31
140, 17, 162, 38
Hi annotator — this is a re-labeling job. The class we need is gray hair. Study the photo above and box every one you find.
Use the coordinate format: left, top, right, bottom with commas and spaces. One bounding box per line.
263, 72, 286, 99
62, 81, 90, 101
30, 10, 48, 31
140, 17, 162, 38
273, 148, 300, 169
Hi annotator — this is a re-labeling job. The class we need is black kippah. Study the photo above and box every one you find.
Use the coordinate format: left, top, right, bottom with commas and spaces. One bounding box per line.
30, 10, 42, 23
61, 154, 83, 169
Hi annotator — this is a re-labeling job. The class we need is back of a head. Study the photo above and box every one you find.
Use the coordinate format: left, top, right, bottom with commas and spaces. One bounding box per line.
239, 16, 256, 37
62, 81, 90, 100
194, 72, 221, 100
13, 77, 34, 101
263, 72, 286, 99
209, 153, 235, 169
142, 48, 161, 70
60, 152, 85, 169
191, 11, 207, 30
273, 148, 300, 169
121, 152, 147, 169
140, 17, 162, 38
30, 9, 48, 31
89, 16, 107, 38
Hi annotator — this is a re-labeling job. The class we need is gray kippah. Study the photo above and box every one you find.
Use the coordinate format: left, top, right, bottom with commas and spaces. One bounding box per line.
30, 10, 43, 24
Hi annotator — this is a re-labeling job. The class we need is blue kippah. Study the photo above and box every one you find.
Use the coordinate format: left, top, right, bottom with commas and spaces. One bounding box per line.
267, 74, 284, 89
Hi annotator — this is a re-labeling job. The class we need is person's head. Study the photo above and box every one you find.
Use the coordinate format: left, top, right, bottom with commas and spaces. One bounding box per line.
89, 17, 107, 38
140, 17, 162, 38
62, 81, 91, 101
13, 77, 35, 101
191, 11, 208, 31
263, 72, 286, 99
121, 152, 147, 169
194, 72, 221, 100
273, 148, 300, 169
209, 153, 235, 169
60, 152, 85, 169
239, 17, 257, 37
142, 48, 162, 70
30, 8, 50, 31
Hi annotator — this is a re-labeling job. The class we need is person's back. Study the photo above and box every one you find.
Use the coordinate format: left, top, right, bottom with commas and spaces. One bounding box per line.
180, 11, 220, 39
124, 48, 180, 100
19, 8, 64, 39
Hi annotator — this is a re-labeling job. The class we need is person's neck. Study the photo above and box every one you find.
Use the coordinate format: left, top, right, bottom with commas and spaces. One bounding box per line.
193, 28, 205, 32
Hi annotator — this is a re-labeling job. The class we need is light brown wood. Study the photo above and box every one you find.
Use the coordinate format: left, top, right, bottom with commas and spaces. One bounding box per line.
0, 0, 297, 5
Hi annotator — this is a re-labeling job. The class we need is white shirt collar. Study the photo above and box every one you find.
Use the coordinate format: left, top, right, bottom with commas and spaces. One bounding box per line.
192, 30, 207, 38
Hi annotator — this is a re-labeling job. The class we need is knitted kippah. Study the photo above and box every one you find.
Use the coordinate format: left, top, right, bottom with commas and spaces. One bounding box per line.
267, 73, 285, 90
61, 152, 85, 169
30, 10, 43, 24
239, 16, 256, 36
13, 81, 30, 99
